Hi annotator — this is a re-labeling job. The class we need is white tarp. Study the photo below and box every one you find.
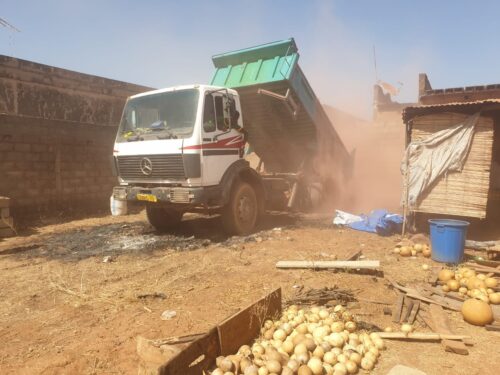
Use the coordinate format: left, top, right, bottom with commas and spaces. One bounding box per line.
401, 112, 480, 207
332, 209, 363, 225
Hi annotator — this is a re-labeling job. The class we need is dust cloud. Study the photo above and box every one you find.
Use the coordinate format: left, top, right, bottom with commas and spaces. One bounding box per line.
324, 106, 406, 214
297, 3, 421, 216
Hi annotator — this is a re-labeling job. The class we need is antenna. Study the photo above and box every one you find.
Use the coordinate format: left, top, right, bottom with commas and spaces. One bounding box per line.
0, 17, 20, 32
373, 45, 378, 82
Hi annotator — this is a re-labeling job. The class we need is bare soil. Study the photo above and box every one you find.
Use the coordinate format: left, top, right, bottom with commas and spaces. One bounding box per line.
0, 212, 498, 375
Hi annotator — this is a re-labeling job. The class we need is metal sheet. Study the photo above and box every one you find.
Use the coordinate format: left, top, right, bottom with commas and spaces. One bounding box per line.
403, 99, 500, 122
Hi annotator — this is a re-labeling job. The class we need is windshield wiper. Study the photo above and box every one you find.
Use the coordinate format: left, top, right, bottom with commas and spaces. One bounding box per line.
157, 132, 177, 139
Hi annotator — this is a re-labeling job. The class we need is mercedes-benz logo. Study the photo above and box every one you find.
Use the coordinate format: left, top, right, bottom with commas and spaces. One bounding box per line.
140, 157, 153, 176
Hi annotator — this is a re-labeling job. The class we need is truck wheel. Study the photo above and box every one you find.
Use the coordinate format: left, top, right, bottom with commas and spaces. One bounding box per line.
222, 181, 258, 236
146, 206, 183, 232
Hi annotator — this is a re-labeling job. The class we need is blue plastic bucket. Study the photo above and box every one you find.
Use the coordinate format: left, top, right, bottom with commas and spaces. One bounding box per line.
429, 219, 469, 263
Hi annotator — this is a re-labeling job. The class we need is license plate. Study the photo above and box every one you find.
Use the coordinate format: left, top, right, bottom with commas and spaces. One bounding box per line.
136, 193, 158, 202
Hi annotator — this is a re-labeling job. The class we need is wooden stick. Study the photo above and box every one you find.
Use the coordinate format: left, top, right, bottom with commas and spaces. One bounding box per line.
357, 297, 392, 305
276, 260, 380, 269
152, 333, 206, 346
375, 332, 471, 341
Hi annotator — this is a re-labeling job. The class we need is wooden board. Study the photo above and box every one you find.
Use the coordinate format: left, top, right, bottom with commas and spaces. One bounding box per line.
159, 288, 282, 374
422, 293, 462, 311
276, 260, 380, 269
376, 332, 471, 341
158, 328, 220, 375
386, 277, 461, 312
408, 300, 420, 324
409, 113, 494, 218
392, 294, 405, 323
217, 288, 282, 356
429, 304, 469, 355
401, 298, 414, 323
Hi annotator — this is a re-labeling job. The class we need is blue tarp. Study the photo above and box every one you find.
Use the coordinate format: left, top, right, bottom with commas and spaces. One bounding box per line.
347, 209, 403, 236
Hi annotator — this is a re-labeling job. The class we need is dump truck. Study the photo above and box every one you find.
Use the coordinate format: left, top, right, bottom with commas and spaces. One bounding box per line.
112, 38, 351, 235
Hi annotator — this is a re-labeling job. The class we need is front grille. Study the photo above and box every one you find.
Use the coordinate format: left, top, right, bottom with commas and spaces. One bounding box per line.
117, 154, 185, 180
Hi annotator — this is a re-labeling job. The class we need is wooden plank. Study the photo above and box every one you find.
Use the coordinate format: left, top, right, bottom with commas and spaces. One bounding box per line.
419, 310, 436, 331
433, 289, 465, 302
159, 288, 282, 374
376, 332, 471, 341
158, 328, 220, 375
429, 304, 469, 355
406, 292, 461, 312
485, 324, 500, 332
465, 263, 500, 275
217, 288, 281, 356
387, 277, 461, 311
465, 240, 499, 250
408, 300, 420, 324
275, 260, 380, 269
402, 298, 414, 323
392, 293, 404, 323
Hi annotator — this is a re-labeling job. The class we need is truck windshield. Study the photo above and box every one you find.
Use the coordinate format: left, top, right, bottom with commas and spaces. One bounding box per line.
117, 88, 199, 141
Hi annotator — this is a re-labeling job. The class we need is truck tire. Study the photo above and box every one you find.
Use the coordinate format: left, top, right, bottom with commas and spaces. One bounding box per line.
221, 181, 258, 236
146, 206, 183, 232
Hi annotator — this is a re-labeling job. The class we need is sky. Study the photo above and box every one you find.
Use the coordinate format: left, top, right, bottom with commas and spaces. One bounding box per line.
1, 0, 500, 119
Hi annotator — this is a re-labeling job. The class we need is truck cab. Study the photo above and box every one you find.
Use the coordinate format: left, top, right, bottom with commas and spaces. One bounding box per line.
112, 84, 264, 234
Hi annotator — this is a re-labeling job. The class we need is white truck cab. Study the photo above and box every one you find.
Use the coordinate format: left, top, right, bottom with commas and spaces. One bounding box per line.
112, 85, 264, 234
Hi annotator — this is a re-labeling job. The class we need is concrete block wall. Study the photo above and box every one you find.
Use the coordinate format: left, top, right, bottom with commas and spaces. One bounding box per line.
0, 55, 152, 219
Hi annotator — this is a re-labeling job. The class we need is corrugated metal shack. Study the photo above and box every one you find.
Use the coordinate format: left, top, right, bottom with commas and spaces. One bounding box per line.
402, 75, 500, 220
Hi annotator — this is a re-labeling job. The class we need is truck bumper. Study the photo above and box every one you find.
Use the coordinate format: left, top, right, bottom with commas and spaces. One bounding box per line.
112, 185, 214, 205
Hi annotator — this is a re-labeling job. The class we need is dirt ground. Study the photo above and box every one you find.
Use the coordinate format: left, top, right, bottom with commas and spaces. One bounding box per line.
0, 211, 499, 375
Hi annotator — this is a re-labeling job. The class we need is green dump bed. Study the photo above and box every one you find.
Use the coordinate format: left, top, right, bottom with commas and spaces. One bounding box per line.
211, 38, 351, 178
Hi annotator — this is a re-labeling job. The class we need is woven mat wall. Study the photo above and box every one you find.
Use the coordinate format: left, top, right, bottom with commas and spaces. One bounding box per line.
410, 112, 494, 218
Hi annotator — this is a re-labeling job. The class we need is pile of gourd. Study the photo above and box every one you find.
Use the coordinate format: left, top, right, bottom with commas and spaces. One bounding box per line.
438, 267, 500, 305
393, 243, 431, 258
210, 305, 384, 375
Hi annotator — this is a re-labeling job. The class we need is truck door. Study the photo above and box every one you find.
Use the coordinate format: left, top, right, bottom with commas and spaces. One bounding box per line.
201, 92, 245, 186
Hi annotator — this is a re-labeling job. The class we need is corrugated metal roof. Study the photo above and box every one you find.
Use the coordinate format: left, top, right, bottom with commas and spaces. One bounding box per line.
403, 99, 500, 122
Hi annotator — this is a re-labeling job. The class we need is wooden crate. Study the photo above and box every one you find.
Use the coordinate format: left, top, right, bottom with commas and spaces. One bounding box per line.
145, 288, 282, 375
410, 113, 494, 218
